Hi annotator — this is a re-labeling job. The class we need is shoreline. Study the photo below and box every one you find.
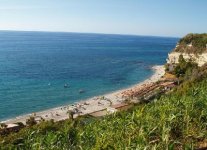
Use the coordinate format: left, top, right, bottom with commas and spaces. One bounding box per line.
1, 65, 165, 125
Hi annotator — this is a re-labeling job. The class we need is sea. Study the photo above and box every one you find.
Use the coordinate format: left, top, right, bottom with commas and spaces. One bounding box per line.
0, 31, 179, 121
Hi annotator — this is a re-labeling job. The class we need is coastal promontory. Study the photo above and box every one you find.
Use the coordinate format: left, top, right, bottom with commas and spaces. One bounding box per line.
167, 33, 207, 66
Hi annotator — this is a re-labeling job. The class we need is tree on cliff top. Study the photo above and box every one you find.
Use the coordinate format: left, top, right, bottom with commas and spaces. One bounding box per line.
174, 55, 198, 78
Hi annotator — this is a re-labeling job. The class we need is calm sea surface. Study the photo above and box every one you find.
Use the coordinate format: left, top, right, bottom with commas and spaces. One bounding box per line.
0, 31, 178, 120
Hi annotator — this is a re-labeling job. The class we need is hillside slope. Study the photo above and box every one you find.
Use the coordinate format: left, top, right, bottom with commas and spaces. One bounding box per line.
175, 33, 207, 54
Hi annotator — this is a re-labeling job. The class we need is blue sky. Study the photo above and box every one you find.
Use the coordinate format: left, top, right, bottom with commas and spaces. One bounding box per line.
0, 0, 206, 37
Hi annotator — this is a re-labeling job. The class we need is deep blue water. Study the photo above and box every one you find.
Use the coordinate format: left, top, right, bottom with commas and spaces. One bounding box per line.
0, 31, 178, 120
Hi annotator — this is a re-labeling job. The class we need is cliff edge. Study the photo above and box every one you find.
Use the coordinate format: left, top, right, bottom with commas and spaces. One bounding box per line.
167, 33, 207, 66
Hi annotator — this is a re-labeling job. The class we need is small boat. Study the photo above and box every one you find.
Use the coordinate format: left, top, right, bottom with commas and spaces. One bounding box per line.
79, 89, 85, 94
64, 84, 69, 88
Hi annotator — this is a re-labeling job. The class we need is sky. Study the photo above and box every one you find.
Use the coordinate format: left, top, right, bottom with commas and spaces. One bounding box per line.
0, 0, 206, 37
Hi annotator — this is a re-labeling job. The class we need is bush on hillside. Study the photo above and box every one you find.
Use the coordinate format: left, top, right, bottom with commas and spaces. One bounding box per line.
173, 55, 198, 78
175, 33, 207, 54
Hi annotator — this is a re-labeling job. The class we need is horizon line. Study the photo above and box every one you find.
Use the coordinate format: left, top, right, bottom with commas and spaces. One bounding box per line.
0, 29, 181, 39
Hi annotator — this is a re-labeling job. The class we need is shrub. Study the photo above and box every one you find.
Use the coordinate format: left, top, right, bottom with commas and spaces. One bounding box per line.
26, 117, 37, 127
173, 55, 198, 78
176, 33, 207, 54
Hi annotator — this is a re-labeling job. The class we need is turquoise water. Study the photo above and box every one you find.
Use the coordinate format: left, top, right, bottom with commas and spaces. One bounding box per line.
0, 31, 178, 120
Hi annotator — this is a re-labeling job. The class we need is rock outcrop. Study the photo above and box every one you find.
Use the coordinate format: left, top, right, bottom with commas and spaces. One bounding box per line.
167, 34, 207, 66
167, 52, 207, 67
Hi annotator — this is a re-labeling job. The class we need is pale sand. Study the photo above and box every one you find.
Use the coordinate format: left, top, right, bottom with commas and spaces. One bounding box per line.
1, 65, 165, 125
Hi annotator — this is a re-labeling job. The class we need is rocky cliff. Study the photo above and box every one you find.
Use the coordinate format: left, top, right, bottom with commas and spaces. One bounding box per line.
167, 33, 207, 66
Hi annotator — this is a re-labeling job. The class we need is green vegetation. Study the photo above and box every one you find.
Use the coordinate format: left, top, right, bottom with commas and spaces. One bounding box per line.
165, 54, 199, 83
174, 33, 207, 54
173, 55, 198, 78
26, 117, 37, 127
166, 52, 207, 84
1, 65, 207, 149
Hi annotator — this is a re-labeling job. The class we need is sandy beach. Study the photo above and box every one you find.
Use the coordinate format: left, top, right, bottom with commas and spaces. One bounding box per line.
1, 65, 165, 125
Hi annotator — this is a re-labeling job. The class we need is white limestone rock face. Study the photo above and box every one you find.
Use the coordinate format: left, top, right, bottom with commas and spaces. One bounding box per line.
167, 52, 207, 67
